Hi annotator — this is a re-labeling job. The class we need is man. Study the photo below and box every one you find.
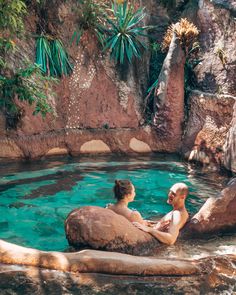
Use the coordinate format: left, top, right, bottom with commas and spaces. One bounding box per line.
133, 183, 189, 245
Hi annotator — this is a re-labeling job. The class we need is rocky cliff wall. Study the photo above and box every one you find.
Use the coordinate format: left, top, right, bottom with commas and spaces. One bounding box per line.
0, 0, 235, 171
182, 0, 236, 171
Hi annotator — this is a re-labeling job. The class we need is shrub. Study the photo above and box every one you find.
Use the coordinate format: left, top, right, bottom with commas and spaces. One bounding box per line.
0, 0, 55, 127
0, 64, 54, 128
0, 0, 27, 35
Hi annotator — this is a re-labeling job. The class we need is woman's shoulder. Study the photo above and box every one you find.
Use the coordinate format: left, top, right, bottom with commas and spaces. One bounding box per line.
129, 209, 143, 222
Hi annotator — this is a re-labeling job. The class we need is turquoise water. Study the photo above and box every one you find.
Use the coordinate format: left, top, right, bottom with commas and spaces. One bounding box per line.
0, 154, 227, 251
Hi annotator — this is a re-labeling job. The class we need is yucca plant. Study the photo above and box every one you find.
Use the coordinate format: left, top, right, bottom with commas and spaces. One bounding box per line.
36, 36, 73, 77
36, 36, 54, 75
50, 39, 73, 76
103, 2, 149, 64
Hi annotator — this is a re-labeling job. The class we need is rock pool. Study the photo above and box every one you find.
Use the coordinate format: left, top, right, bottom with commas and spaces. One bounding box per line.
0, 154, 233, 254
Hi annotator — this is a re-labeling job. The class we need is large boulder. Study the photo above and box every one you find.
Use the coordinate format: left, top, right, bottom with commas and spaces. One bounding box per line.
65, 206, 159, 255
184, 178, 236, 236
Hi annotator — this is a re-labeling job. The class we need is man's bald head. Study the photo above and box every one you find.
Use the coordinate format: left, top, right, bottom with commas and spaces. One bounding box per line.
171, 183, 189, 197
168, 183, 189, 206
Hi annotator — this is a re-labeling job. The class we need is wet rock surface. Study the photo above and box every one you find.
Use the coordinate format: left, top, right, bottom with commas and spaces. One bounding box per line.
65, 206, 159, 255
0, 258, 235, 295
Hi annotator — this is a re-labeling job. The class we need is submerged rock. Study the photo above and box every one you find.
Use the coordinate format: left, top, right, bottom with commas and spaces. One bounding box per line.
65, 206, 159, 255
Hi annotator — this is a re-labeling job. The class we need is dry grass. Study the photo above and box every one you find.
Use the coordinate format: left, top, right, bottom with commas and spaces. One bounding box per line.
162, 18, 200, 53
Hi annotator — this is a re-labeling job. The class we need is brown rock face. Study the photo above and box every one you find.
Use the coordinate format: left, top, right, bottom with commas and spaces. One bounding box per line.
182, 90, 235, 154
66, 32, 141, 130
65, 206, 159, 255
184, 178, 236, 236
196, 0, 236, 95
153, 33, 185, 149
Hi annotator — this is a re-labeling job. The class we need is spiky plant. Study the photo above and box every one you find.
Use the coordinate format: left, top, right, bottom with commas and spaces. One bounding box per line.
50, 39, 73, 77
161, 18, 199, 54
104, 2, 149, 64
36, 36, 54, 75
72, 0, 108, 45
36, 36, 73, 77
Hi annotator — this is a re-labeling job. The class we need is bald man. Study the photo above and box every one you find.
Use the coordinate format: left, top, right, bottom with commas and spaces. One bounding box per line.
133, 183, 189, 245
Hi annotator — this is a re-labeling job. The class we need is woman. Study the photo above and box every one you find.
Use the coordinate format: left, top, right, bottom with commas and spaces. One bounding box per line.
107, 179, 148, 225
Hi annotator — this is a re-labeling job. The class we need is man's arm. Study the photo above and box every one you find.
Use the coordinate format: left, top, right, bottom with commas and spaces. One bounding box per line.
133, 211, 182, 245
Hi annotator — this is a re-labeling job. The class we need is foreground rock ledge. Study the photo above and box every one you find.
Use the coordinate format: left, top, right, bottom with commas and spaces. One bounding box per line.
0, 239, 236, 277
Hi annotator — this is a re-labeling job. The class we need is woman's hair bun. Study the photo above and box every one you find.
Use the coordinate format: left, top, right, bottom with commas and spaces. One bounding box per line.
113, 179, 133, 201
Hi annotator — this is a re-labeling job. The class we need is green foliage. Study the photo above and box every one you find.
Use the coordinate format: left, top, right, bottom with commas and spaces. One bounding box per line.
51, 39, 73, 76
0, 0, 56, 128
72, 1, 150, 65
104, 2, 149, 64
36, 36, 73, 77
0, 64, 54, 128
143, 41, 165, 122
72, 0, 107, 45
159, 0, 176, 10
0, 37, 16, 68
0, 0, 27, 35
184, 42, 201, 96
147, 41, 163, 94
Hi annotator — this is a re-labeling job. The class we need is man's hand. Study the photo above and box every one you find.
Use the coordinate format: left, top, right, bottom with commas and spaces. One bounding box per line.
146, 220, 158, 226
132, 222, 150, 233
